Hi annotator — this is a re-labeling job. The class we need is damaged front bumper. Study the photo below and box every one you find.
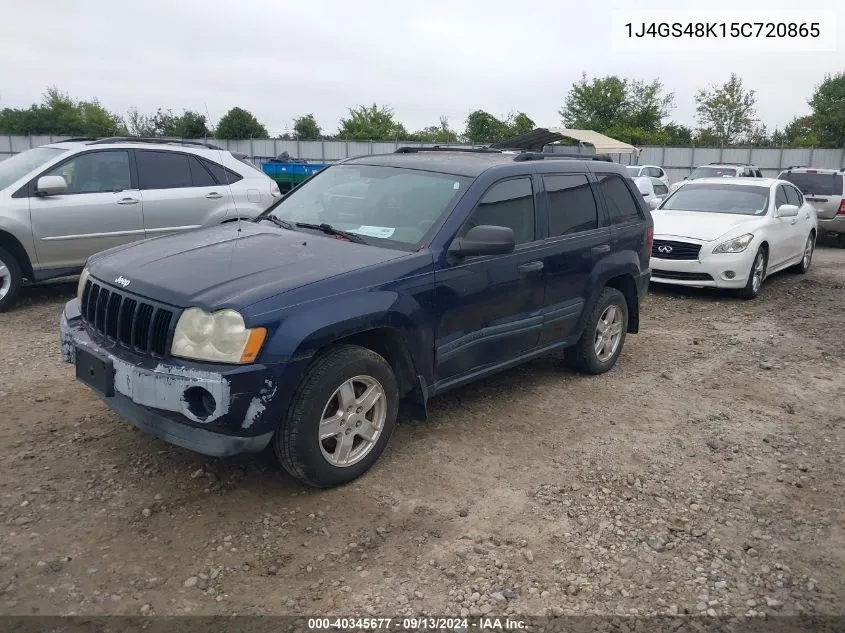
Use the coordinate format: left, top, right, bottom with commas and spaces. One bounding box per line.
60, 299, 279, 457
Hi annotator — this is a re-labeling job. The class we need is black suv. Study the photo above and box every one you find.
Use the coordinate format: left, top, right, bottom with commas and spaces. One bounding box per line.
61, 147, 653, 488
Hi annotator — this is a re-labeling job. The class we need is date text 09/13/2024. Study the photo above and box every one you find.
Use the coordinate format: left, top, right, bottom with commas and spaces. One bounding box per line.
307, 617, 527, 630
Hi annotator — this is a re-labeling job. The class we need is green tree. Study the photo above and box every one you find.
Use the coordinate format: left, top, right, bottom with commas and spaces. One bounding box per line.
507, 112, 535, 136
215, 107, 268, 139
783, 115, 818, 147
293, 114, 321, 139
413, 116, 459, 143
808, 72, 845, 147
0, 87, 125, 136
464, 110, 510, 143
694, 74, 757, 145
559, 73, 673, 145
661, 123, 693, 145
337, 104, 407, 140
125, 108, 210, 138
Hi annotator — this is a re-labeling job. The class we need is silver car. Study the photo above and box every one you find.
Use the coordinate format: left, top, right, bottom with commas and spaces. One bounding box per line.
0, 138, 280, 310
777, 167, 845, 245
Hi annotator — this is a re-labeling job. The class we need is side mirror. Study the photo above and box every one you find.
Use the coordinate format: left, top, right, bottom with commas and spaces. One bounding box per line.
449, 225, 515, 257
36, 175, 67, 196
776, 204, 799, 218
648, 198, 662, 210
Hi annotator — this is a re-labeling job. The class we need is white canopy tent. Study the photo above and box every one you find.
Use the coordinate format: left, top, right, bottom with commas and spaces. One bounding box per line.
547, 127, 640, 156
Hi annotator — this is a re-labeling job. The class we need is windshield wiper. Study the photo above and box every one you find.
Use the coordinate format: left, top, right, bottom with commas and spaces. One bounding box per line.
295, 222, 366, 243
258, 216, 294, 230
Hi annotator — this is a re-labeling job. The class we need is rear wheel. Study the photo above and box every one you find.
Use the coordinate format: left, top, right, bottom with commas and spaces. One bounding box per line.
274, 345, 398, 488
0, 247, 23, 312
565, 287, 628, 375
738, 247, 767, 299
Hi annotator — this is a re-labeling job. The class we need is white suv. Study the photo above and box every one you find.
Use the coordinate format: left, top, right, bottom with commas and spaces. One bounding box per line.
669, 162, 763, 193
0, 137, 280, 310
625, 164, 669, 186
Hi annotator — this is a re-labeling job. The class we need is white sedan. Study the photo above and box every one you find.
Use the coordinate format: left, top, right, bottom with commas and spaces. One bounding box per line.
648, 178, 817, 299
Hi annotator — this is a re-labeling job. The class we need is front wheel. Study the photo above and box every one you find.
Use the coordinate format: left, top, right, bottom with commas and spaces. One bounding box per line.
565, 287, 628, 375
274, 344, 398, 488
738, 247, 767, 300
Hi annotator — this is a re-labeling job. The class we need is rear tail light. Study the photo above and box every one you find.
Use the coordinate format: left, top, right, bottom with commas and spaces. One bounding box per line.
646, 228, 654, 253
838, 199, 845, 216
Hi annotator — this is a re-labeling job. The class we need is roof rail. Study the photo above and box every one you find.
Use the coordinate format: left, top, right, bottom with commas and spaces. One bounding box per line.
87, 137, 224, 150
707, 162, 752, 166
513, 152, 613, 163
394, 146, 501, 154
56, 137, 99, 143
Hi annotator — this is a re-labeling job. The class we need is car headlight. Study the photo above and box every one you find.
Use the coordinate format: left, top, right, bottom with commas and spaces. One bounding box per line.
77, 266, 90, 304
713, 233, 754, 254
171, 307, 266, 364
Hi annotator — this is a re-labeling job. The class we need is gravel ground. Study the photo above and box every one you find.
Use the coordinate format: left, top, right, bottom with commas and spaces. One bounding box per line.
0, 242, 843, 619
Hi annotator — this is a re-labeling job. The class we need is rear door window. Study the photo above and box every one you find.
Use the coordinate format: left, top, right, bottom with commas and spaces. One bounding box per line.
596, 173, 642, 225
136, 151, 192, 189
543, 174, 599, 237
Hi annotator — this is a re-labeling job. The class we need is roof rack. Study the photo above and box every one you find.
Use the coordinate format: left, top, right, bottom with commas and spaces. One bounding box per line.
707, 162, 753, 166
56, 137, 99, 143
87, 137, 224, 150
513, 152, 612, 163
394, 146, 501, 154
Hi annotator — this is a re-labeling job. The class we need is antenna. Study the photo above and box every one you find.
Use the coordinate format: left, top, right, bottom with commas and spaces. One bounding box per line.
205, 102, 241, 271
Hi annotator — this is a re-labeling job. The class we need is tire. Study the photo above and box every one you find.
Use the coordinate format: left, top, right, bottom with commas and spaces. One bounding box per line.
790, 233, 815, 274
274, 344, 399, 488
738, 247, 767, 299
565, 287, 628, 375
0, 247, 23, 312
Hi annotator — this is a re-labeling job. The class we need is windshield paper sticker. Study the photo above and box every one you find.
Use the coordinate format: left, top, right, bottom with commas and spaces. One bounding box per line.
351, 226, 396, 239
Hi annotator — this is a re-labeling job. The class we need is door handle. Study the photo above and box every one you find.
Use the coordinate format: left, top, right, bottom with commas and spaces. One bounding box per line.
592, 244, 611, 255
205, 192, 224, 199
517, 261, 544, 274
117, 197, 139, 205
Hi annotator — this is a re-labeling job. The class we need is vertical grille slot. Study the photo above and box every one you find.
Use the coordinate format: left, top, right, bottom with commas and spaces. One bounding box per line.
150, 309, 173, 357
133, 304, 154, 351
117, 298, 137, 346
86, 284, 100, 322
94, 288, 110, 331
105, 292, 122, 339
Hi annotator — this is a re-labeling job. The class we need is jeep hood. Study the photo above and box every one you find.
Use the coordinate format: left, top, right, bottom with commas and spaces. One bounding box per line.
87, 222, 407, 309
652, 210, 765, 242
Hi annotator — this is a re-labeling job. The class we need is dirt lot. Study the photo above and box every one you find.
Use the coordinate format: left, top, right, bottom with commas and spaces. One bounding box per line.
0, 243, 843, 620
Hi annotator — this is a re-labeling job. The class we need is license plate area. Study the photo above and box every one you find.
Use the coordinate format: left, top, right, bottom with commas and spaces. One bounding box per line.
75, 347, 115, 397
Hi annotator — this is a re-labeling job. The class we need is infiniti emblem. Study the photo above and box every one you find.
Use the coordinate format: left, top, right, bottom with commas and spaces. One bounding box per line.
114, 275, 131, 288
657, 245, 673, 254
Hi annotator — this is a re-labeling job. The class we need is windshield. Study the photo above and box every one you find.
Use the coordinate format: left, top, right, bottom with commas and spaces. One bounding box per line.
779, 171, 843, 196
661, 183, 769, 216
625, 166, 641, 176
264, 164, 471, 248
0, 147, 67, 190
688, 166, 737, 179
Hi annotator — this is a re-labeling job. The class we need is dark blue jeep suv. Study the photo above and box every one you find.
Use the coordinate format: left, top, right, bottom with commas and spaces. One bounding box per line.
60, 147, 653, 488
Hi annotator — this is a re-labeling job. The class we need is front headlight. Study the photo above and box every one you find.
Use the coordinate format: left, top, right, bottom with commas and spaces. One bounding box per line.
77, 266, 90, 304
713, 233, 754, 254
171, 307, 266, 364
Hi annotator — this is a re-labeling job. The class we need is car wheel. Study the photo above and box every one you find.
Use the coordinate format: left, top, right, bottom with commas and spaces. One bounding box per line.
739, 247, 767, 299
565, 287, 628, 375
790, 234, 815, 274
0, 247, 23, 312
275, 344, 398, 488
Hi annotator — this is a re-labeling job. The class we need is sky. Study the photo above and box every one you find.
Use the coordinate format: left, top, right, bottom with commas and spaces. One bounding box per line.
0, 0, 842, 137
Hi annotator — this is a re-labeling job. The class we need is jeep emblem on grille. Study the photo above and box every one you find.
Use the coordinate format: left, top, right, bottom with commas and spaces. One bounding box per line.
657, 245, 673, 254
114, 275, 131, 288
